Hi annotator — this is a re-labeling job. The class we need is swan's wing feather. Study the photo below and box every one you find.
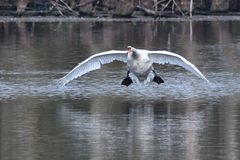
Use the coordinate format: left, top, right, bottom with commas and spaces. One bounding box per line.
148, 50, 209, 82
58, 50, 127, 86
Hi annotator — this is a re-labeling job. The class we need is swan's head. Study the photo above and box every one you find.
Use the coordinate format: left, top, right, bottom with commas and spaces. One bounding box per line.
127, 46, 132, 54
127, 46, 137, 54
127, 46, 138, 59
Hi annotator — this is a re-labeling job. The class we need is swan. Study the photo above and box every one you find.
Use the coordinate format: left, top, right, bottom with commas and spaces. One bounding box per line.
58, 46, 208, 86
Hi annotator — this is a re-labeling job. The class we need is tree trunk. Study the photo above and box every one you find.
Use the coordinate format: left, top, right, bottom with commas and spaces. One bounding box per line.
154, 0, 157, 14
190, 0, 193, 17
17, 0, 28, 16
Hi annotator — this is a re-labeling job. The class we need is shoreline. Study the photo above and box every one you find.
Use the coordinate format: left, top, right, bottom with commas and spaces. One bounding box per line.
1, 15, 240, 23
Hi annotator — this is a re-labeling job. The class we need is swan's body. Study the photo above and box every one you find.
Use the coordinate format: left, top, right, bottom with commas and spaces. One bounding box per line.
58, 46, 208, 86
127, 49, 152, 76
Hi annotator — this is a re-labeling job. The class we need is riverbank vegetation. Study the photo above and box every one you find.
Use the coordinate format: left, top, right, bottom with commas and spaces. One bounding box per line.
0, 0, 240, 18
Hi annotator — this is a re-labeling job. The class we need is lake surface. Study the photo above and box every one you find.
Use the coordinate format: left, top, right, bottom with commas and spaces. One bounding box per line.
1, 18, 240, 160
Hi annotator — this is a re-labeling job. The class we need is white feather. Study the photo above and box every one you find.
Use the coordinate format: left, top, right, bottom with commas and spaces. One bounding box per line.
148, 50, 209, 82
58, 50, 127, 86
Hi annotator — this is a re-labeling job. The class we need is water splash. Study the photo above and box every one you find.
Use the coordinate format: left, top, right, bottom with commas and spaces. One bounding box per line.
0, 70, 239, 101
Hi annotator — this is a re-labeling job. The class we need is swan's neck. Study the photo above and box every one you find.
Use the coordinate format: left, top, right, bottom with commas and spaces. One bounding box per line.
131, 50, 139, 60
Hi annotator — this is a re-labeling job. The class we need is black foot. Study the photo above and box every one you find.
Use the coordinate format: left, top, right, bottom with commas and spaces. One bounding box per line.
153, 75, 164, 84
121, 77, 133, 86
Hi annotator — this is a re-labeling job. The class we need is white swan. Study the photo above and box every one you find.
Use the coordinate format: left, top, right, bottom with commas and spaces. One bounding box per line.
58, 46, 208, 86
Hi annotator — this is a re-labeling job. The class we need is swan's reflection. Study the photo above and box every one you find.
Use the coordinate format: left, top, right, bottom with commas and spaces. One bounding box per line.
58, 97, 206, 159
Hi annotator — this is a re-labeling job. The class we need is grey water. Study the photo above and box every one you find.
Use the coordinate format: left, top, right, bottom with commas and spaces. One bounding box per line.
1, 19, 240, 160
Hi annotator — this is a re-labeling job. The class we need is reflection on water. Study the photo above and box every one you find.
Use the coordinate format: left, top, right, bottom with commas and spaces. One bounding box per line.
1, 20, 240, 160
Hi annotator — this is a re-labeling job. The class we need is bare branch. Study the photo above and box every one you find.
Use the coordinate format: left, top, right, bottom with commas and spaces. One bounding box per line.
172, 0, 185, 16
136, 5, 160, 16
50, 0, 79, 16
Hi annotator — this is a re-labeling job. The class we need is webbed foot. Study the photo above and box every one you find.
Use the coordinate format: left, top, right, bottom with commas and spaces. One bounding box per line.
153, 75, 164, 84
121, 77, 133, 86
152, 70, 164, 84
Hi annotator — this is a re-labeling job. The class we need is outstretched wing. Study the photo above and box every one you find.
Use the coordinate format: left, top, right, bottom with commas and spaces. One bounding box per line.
58, 50, 127, 86
148, 50, 209, 82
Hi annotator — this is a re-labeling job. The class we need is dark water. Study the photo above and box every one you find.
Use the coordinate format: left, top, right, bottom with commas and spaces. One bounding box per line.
1, 19, 240, 160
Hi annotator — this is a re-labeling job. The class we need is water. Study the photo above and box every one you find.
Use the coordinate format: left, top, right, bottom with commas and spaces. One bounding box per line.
1, 19, 240, 160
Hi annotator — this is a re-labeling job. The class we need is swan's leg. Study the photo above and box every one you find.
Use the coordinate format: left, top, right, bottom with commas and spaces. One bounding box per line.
129, 72, 141, 84
121, 71, 133, 86
152, 70, 164, 84
144, 71, 155, 85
